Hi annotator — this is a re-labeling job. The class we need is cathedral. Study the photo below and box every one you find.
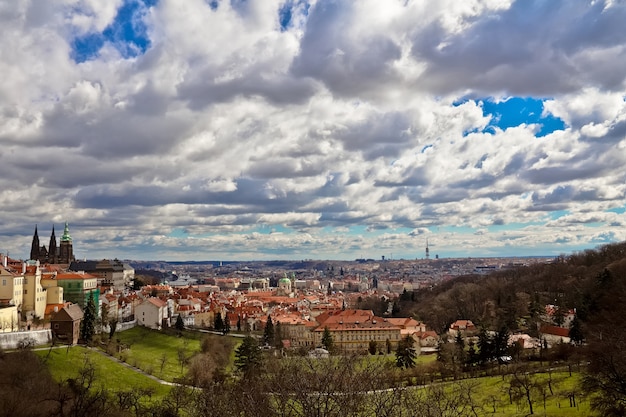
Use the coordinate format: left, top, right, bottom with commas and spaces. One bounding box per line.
29, 222, 75, 264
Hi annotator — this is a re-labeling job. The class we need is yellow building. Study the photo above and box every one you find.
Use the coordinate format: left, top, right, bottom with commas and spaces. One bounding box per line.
22, 262, 48, 320
312, 309, 403, 353
0, 264, 23, 331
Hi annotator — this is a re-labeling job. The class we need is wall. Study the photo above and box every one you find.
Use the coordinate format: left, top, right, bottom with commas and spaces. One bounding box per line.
0, 329, 52, 349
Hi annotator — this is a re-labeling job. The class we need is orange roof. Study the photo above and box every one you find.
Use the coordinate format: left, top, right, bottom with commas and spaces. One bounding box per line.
145, 297, 167, 308
540, 325, 570, 338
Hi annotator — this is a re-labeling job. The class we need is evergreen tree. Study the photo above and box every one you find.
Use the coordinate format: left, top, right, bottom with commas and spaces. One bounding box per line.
263, 315, 274, 346
368, 340, 377, 355
493, 325, 510, 359
175, 315, 185, 331
214, 312, 224, 331
223, 315, 230, 335
321, 326, 334, 352
234, 335, 262, 378
237, 316, 241, 332
395, 335, 416, 368
454, 331, 467, 364
569, 315, 584, 345
477, 327, 493, 365
274, 321, 283, 349
80, 292, 97, 343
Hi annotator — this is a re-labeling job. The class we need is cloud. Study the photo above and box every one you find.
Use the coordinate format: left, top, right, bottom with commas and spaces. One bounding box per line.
0, 0, 625, 260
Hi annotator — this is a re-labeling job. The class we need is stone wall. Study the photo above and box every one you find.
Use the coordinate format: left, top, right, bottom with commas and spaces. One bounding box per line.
0, 329, 52, 349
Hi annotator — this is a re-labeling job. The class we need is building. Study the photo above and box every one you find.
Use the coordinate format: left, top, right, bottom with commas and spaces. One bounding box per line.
136, 297, 168, 330
313, 309, 403, 353
54, 271, 100, 316
69, 259, 126, 290
0, 262, 23, 331
22, 262, 49, 320
51, 304, 83, 345
30, 222, 75, 265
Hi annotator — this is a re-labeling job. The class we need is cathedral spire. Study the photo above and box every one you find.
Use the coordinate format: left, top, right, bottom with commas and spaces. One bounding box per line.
48, 225, 57, 263
30, 225, 40, 261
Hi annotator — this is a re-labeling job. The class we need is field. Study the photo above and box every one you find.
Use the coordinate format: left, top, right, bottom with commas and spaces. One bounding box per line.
112, 326, 204, 381
36, 345, 170, 399
35, 328, 594, 416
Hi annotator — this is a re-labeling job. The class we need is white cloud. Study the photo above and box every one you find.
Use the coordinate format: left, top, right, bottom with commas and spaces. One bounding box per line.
0, 0, 625, 260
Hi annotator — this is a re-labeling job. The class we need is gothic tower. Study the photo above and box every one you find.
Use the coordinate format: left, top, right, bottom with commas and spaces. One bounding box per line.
58, 222, 75, 264
30, 225, 40, 261
48, 225, 57, 264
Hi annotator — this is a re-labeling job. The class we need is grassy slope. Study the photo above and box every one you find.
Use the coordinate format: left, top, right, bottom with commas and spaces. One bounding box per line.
37, 328, 593, 416
36, 346, 170, 399
113, 326, 203, 381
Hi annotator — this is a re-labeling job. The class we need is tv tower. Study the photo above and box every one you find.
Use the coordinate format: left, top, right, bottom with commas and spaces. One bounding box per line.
425, 239, 430, 260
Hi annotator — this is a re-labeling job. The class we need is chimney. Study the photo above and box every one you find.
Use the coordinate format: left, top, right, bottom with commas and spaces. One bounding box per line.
22, 262, 26, 274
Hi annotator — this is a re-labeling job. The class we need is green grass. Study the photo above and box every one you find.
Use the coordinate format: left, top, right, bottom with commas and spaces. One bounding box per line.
439, 370, 590, 416
36, 346, 170, 399
112, 327, 203, 382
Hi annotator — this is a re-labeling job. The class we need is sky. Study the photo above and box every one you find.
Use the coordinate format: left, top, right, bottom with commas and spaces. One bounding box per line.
1, 0, 625, 262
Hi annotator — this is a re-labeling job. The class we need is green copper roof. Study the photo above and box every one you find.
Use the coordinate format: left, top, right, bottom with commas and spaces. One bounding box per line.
60, 222, 72, 242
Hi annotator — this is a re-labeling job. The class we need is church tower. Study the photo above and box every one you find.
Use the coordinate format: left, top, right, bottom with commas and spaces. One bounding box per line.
48, 225, 57, 264
30, 225, 40, 261
58, 222, 75, 264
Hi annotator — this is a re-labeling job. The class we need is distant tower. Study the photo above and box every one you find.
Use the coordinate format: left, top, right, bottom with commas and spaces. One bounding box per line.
425, 239, 430, 260
48, 225, 57, 264
30, 225, 40, 261
58, 222, 75, 264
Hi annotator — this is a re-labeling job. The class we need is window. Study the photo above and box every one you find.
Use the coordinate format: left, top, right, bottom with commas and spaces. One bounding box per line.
54, 323, 59, 329
2, 279, 5, 286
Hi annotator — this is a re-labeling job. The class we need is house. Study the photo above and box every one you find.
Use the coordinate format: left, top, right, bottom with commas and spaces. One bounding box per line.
51, 304, 83, 345
509, 333, 542, 349
448, 319, 477, 336
539, 325, 570, 346
417, 330, 439, 348
136, 297, 168, 329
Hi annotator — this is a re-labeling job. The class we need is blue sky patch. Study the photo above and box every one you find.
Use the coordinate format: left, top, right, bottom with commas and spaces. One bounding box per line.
278, 0, 310, 31
480, 97, 566, 137
71, 0, 154, 63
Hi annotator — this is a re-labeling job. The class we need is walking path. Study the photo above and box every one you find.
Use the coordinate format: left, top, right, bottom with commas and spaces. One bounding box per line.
87, 346, 177, 386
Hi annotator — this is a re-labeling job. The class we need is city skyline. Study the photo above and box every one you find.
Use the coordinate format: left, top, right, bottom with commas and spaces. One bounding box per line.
1, 0, 625, 261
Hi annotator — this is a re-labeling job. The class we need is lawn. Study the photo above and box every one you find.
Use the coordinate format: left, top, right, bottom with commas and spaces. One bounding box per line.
444, 370, 590, 416
36, 346, 170, 399
111, 326, 204, 382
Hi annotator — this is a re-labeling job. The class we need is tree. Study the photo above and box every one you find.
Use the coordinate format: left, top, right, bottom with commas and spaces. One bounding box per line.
395, 335, 416, 368
237, 316, 241, 332
234, 335, 262, 378
569, 315, 584, 345
477, 327, 493, 365
108, 319, 118, 340
321, 326, 334, 352
80, 293, 97, 343
368, 340, 377, 355
222, 315, 230, 335
263, 315, 274, 346
274, 321, 283, 349
214, 312, 224, 332
175, 315, 185, 331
